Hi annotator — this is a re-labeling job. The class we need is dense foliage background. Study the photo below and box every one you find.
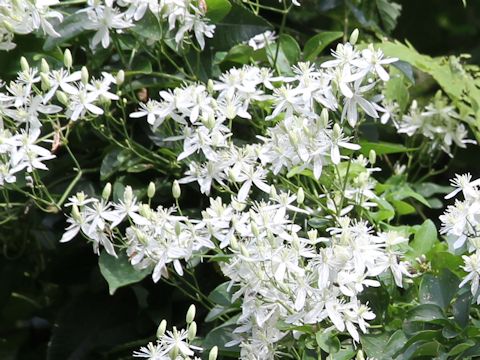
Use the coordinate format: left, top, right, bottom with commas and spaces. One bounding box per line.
2, 1, 480, 359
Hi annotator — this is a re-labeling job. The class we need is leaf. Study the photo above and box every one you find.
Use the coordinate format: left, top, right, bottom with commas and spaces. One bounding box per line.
376, 0, 402, 33
208, 282, 234, 306
221, 44, 254, 65
131, 10, 163, 41
400, 341, 441, 359
206, 0, 232, 23
99, 251, 150, 295
361, 330, 406, 360
43, 12, 89, 50
316, 331, 340, 354
413, 182, 451, 198
208, 3, 271, 51
418, 269, 460, 309
408, 219, 438, 258
448, 340, 475, 356
385, 73, 410, 111
392, 200, 415, 215
452, 290, 472, 328
303, 31, 343, 61
359, 141, 413, 155
203, 317, 240, 356
407, 304, 446, 323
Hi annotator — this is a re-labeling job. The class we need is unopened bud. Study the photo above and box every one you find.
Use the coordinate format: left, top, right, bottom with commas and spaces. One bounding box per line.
20, 56, 29, 72
56, 90, 69, 106
102, 182, 112, 200
209, 346, 218, 360
186, 304, 196, 323
240, 244, 249, 257
172, 180, 181, 199
116, 70, 125, 86
81, 66, 89, 85
368, 149, 376, 165
40, 73, 51, 90
123, 186, 133, 205
230, 235, 239, 250
63, 49, 72, 69
349, 28, 359, 45
320, 108, 329, 127
356, 350, 365, 360
175, 221, 181, 237
147, 182, 156, 199
187, 321, 197, 340
297, 187, 305, 205
333, 123, 341, 138
207, 79, 214, 93
156, 320, 167, 338
251, 222, 259, 238
41, 58, 50, 73
72, 204, 81, 222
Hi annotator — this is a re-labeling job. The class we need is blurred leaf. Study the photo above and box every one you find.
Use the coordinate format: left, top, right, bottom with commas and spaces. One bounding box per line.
385, 73, 410, 111
208, 3, 271, 50
376, 0, 402, 33
361, 330, 406, 360
99, 251, 150, 295
418, 269, 460, 309
208, 282, 234, 306
407, 304, 446, 323
43, 12, 88, 50
131, 10, 163, 41
452, 290, 471, 328
316, 330, 340, 354
359, 141, 414, 155
206, 0, 232, 23
408, 219, 438, 258
303, 31, 343, 61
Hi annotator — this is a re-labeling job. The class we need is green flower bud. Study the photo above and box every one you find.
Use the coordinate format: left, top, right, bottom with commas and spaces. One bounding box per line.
368, 149, 376, 165
63, 49, 73, 69
41, 58, 50, 73
40, 73, 51, 90
56, 91, 69, 106
172, 180, 181, 199
297, 187, 305, 205
81, 66, 89, 85
207, 79, 214, 93
147, 182, 156, 199
333, 123, 341, 138
209, 346, 218, 360
187, 321, 197, 341
240, 244, 249, 257
20, 56, 29, 72
116, 70, 125, 86
156, 319, 167, 338
350, 28, 359, 45
229, 235, 239, 250
102, 182, 112, 200
123, 186, 133, 205
186, 304, 196, 324
72, 204, 81, 222
320, 108, 329, 127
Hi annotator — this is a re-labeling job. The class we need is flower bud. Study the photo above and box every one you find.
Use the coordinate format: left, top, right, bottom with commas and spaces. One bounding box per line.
187, 321, 197, 341
333, 123, 341, 138
207, 79, 214, 93
81, 66, 89, 85
368, 149, 376, 165
40, 73, 51, 90
172, 180, 181, 199
251, 222, 259, 238
320, 108, 329, 127
56, 91, 69, 106
156, 319, 167, 338
209, 346, 218, 360
349, 28, 359, 45
269, 185, 277, 198
41, 58, 50, 73
240, 244, 249, 257
2, 20, 14, 33
102, 182, 112, 200
297, 187, 305, 205
186, 304, 196, 323
116, 70, 125, 86
175, 221, 181, 237
64, 49, 73, 69
356, 350, 365, 360
72, 204, 81, 222
229, 235, 239, 250
147, 181, 156, 199
123, 186, 133, 205
20, 56, 29, 72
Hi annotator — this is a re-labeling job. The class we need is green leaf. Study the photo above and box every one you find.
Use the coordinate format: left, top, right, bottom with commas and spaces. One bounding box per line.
390, 184, 431, 207
418, 269, 460, 309
203, 317, 240, 356
208, 282, 234, 306
316, 331, 340, 354
361, 330, 406, 360
99, 251, 150, 295
385, 73, 410, 111
407, 304, 446, 323
206, 0, 232, 23
43, 12, 88, 50
392, 200, 415, 215
401, 341, 441, 359
131, 10, 163, 41
221, 44, 254, 65
408, 219, 438, 258
303, 31, 343, 61
452, 290, 472, 328
209, 3, 271, 51
448, 340, 475, 356
359, 141, 413, 155
376, 0, 402, 33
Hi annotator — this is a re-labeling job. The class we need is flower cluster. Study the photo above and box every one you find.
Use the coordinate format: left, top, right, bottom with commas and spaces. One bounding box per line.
394, 95, 475, 156
62, 185, 215, 281
440, 174, 480, 303
133, 305, 216, 360
80, 0, 215, 49
0, 0, 62, 51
